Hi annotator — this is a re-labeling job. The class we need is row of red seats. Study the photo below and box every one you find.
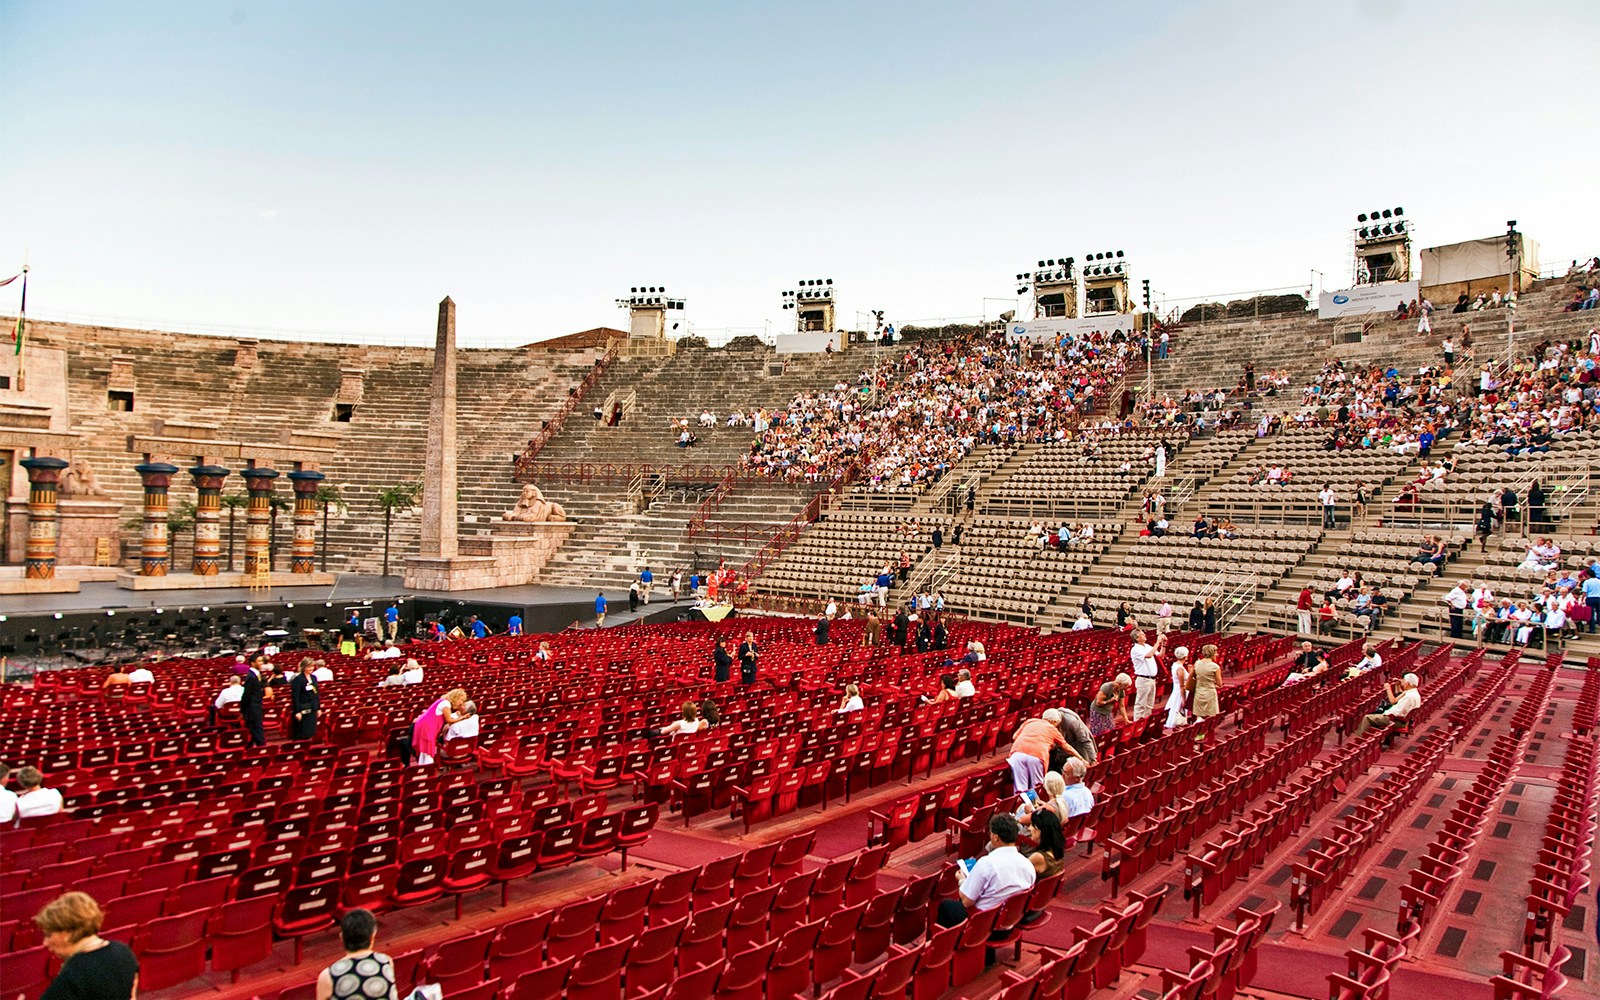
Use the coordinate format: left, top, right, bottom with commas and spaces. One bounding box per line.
1574, 657, 1600, 735
1185, 722, 1385, 918
974, 883, 1167, 1000
1155, 902, 1282, 1000
1105, 721, 1320, 897
1520, 734, 1596, 958
1289, 650, 1489, 931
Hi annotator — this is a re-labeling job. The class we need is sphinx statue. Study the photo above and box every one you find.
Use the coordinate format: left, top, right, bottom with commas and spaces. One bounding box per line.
60, 459, 111, 498
504, 484, 567, 523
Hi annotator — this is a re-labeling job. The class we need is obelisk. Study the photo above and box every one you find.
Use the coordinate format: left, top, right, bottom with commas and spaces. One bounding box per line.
419, 296, 459, 560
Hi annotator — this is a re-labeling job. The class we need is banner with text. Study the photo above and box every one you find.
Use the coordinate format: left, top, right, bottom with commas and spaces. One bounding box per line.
1006, 313, 1144, 343
1317, 280, 1418, 319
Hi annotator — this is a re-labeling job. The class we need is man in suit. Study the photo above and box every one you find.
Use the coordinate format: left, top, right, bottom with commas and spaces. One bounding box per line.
240, 657, 267, 746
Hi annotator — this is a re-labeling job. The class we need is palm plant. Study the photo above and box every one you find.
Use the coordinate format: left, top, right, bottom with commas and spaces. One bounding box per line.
376, 481, 423, 578
315, 482, 349, 572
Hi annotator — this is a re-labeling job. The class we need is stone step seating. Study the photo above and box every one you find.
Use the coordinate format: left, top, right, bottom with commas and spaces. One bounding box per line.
1252, 527, 1470, 634
533, 347, 867, 471
1069, 525, 1324, 627
983, 431, 1185, 519
937, 517, 1123, 624
1389, 529, 1600, 654
1207, 427, 1412, 523
1402, 429, 1598, 523
753, 511, 948, 603
536, 481, 816, 589
319, 352, 594, 573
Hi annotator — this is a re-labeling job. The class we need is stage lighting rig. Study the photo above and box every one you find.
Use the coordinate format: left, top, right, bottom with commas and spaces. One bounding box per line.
615, 286, 685, 310
1017, 256, 1077, 318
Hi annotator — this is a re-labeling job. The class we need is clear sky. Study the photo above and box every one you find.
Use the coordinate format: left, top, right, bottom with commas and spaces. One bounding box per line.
2, 1, 1596, 346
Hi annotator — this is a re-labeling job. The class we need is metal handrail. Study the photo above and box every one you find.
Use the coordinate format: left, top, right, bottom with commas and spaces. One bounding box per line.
512, 341, 619, 477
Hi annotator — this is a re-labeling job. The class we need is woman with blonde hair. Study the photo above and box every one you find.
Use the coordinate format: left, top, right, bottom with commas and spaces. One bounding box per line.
658, 700, 707, 738
836, 683, 864, 714
34, 892, 139, 1000
411, 688, 469, 766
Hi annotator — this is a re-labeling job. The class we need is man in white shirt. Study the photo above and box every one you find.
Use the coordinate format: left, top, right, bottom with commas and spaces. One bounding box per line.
1443, 582, 1471, 639
937, 813, 1036, 927
1355, 674, 1421, 736
399, 659, 424, 685
1129, 629, 1166, 721
211, 675, 244, 724
824, 599, 838, 620
1318, 485, 1337, 529
1071, 612, 1094, 631
445, 701, 480, 741
953, 669, 977, 698
13, 766, 64, 820
1347, 641, 1383, 677
1059, 757, 1095, 817
127, 665, 155, 684
311, 660, 335, 682
0, 764, 17, 824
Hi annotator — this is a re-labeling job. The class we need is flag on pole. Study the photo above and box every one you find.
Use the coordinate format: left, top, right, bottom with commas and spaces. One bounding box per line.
6, 266, 26, 355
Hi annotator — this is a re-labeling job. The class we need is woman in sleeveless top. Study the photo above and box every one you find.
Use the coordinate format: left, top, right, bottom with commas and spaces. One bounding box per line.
317, 909, 396, 1000
411, 688, 469, 766
1164, 646, 1191, 729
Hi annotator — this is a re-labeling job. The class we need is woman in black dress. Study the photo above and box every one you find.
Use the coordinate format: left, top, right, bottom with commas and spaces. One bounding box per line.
712, 637, 733, 683
289, 657, 321, 741
36, 892, 139, 1000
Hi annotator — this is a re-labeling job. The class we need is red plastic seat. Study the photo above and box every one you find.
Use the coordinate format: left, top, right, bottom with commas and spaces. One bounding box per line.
442, 845, 495, 919
546, 894, 607, 963
390, 855, 447, 909
273, 879, 341, 962
0, 947, 49, 1000
508, 957, 575, 1000
209, 895, 277, 982
424, 929, 493, 993
576, 813, 621, 861
132, 911, 209, 991
567, 938, 629, 1000
768, 918, 823, 1000
680, 899, 736, 973
537, 821, 581, 870
615, 804, 659, 870
489, 832, 544, 906
712, 940, 779, 1000
622, 916, 686, 998
597, 882, 652, 943
811, 900, 868, 989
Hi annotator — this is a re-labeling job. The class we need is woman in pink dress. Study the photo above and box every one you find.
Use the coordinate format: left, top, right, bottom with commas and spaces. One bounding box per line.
412, 688, 469, 765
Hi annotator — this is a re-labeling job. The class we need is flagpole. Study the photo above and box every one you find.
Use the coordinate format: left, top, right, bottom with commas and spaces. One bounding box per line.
14, 264, 26, 392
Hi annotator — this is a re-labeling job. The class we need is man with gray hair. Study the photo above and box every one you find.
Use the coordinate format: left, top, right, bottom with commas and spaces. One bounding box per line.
1050, 707, 1098, 766
445, 700, 480, 741
1354, 674, 1420, 737
1059, 757, 1094, 817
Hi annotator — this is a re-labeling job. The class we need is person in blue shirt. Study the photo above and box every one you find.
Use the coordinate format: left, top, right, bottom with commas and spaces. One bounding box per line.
595, 592, 607, 626
689, 573, 701, 597
639, 567, 654, 604
506, 614, 522, 636
467, 615, 488, 639
384, 603, 400, 641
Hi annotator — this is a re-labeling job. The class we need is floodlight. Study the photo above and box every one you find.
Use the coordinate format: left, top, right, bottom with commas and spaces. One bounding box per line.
1357, 213, 1367, 223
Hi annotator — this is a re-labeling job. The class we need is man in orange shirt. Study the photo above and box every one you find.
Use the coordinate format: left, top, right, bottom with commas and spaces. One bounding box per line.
1007, 709, 1079, 794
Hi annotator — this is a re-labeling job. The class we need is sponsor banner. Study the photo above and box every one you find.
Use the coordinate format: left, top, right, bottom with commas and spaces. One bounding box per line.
1006, 313, 1143, 342
1317, 280, 1419, 319
775, 332, 836, 354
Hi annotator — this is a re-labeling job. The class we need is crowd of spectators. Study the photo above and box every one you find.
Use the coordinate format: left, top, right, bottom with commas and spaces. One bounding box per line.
742, 330, 1141, 488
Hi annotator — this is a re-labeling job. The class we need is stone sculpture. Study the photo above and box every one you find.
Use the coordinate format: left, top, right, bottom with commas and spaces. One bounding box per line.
505, 484, 567, 523
60, 459, 111, 497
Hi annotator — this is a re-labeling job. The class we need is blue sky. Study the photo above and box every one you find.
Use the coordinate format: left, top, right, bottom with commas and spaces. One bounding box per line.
2, 1, 1596, 345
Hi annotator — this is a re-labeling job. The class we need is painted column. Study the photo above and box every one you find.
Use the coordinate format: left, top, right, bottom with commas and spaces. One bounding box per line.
133, 462, 180, 576
19, 457, 68, 579
287, 470, 325, 574
241, 467, 279, 576
189, 464, 230, 576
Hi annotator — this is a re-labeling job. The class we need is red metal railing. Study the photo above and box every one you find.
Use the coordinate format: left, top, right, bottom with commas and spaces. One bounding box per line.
515, 460, 753, 487
686, 468, 740, 539
511, 342, 618, 479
